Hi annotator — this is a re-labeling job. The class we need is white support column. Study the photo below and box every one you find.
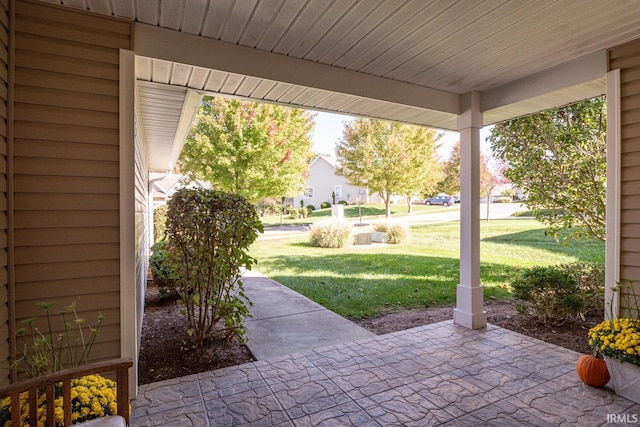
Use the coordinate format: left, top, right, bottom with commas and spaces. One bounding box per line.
119, 49, 138, 397
605, 69, 621, 320
454, 92, 487, 329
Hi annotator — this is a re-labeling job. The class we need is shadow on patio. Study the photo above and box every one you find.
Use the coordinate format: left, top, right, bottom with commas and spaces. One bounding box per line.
130, 321, 640, 426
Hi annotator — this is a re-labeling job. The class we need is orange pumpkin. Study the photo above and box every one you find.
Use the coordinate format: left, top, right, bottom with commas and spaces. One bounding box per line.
576, 354, 610, 387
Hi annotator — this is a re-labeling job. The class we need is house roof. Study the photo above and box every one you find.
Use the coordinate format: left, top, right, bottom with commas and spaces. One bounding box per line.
43, 0, 640, 171
310, 155, 337, 170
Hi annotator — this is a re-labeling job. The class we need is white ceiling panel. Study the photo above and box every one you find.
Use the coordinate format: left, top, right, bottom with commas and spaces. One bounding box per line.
47, 0, 640, 96
187, 67, 211, 90
235, 76, 262, 98
250, 80, 278, 100
179, 0, 209, 35
219, 73, 244, 94
262, 82, 293, 101
276, 85, 306, 104
169, 64, 194, 86
158, 0, 183, 29
202, 69, 229, 92
43, 0, 640, 168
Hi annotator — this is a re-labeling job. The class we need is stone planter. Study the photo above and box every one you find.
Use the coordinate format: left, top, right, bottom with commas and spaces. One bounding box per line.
353, 232, 371, 245
604, 357, 640, 404
371, 231, 386, 243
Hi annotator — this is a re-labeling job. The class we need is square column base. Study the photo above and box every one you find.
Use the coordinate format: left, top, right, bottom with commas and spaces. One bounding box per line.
454, 284, 487, 329
453, 309, 487, 329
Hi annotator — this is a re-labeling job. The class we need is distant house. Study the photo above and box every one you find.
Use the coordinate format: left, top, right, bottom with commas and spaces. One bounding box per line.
149, 172, 210, 208
293, 156, 369, 208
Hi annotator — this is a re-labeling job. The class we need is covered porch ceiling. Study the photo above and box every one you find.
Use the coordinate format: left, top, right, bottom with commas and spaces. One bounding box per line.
41, 0, 640, 172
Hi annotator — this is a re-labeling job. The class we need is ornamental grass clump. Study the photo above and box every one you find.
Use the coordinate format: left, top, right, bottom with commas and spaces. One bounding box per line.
12, 302, 103, 378
373, 221, 409, 244
310, 219, 351, 248
0, 374, 119, 426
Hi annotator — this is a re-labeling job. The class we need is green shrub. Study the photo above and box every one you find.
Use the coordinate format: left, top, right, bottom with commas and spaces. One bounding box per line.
300, 207, 308, 218
288, 208, 300, 219
566, 262, 605, 312
153, 205, 168, 243
338, 200, 348, 205
320, 201, 331, 209
310, 219, 351, 248
165, 188, 263, 347
511, 262, 604, 324
149, 241, 178, 296
307, 205, 316, 211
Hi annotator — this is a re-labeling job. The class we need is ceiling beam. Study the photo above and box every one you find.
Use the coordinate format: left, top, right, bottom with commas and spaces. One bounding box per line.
133, 23, 460, 116
481, 51, 608, 112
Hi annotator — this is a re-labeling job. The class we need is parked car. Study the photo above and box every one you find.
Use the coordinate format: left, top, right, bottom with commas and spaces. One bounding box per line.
424, 195, 454, 206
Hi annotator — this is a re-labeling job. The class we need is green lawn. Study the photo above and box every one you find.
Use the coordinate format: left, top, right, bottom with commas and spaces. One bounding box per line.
249, 219, 604, 319
260, 202, 458, 226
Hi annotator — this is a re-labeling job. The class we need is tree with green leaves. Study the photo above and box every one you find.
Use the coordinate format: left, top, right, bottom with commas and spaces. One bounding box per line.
489, 96, 606, 240
437, 141, 461, 196
335, 118, 441, 217
179, 97, 315, 203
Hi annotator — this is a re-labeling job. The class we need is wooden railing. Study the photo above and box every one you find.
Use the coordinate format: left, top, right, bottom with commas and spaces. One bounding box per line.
0, 358, 133, 427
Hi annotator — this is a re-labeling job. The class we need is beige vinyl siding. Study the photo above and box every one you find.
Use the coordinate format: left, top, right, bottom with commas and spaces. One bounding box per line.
11, 1, 131, 363
611, 38, 640, 317
0, 0, 9, 386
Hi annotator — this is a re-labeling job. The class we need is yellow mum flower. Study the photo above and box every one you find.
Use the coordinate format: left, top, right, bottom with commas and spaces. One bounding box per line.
0, 374, 119, 427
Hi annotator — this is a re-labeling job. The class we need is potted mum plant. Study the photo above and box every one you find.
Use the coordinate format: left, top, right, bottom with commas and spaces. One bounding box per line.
587, 282, 640, 403
0, 302, 121, 425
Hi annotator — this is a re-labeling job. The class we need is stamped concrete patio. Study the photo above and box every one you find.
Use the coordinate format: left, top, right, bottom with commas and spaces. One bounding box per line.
131, 320, 640, 426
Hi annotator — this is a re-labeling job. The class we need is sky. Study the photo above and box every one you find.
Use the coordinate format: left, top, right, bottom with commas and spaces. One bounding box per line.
309, 111, 493, 160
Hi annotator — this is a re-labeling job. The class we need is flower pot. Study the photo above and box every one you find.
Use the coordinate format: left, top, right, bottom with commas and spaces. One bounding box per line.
604, 357, 640, 404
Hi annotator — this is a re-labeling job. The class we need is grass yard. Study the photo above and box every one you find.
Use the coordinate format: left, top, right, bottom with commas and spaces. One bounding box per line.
260, 202, 457, 226
249, 219, 604, 319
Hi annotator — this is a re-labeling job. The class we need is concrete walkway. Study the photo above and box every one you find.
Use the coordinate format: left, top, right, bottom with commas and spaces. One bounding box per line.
241, 270, 374, 360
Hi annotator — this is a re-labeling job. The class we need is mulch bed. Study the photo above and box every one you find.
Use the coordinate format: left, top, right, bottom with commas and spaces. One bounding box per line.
138, 282, 600, 385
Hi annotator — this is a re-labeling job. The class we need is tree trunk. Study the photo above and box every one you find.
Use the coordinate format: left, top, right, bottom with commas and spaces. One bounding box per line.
485, 189, 491, 221
384, 192, 392, 218
406, 197, 412, 213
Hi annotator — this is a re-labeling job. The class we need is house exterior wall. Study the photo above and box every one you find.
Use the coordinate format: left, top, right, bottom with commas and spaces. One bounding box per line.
0, 0, 8, 386
293, 156, 367, 208
9, 0, 131, 366
611, 38, 640, 316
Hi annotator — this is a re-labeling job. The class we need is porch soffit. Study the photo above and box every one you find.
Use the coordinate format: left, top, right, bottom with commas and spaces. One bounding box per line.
39, 0, 640, 168
42, 0, 640, 97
